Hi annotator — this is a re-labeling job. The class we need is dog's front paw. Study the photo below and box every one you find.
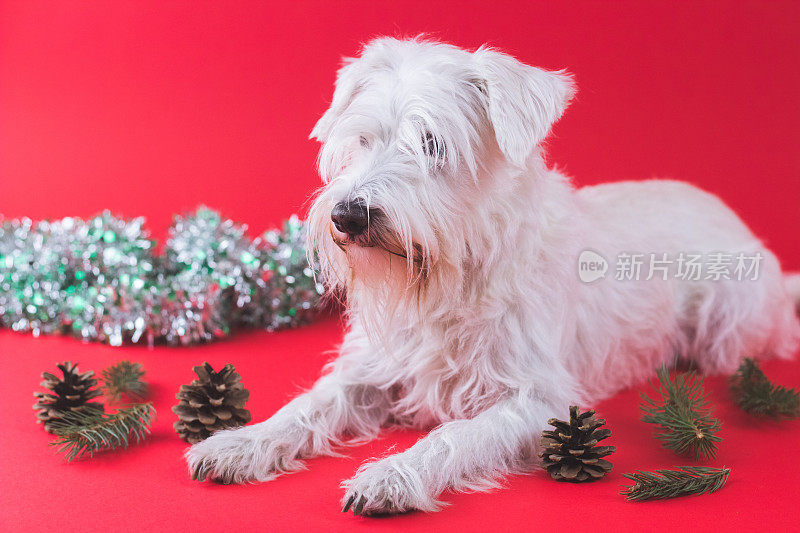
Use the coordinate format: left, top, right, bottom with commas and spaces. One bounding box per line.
341, 456, 441, 516
185, 425, 303, 484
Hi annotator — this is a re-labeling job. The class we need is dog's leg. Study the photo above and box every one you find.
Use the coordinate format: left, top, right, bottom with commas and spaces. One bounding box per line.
185, 366, 390, 484
341, 393, 560, 515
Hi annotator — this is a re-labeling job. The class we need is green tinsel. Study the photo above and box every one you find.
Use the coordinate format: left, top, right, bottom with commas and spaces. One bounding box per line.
0, 207, 324, 346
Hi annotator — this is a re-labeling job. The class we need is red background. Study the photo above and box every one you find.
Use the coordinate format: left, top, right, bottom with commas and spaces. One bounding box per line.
1, 1, 799, 532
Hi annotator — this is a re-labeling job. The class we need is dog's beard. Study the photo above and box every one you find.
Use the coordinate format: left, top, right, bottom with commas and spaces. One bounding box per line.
329, 224, 433, 343
307, 198, 436, 340
329, 223, 423, 264
328, 222, 428, 290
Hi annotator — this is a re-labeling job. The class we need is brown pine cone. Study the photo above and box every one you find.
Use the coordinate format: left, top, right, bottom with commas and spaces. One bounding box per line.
173, 362, 251, 444
540, 405, 616, 482
33, 361, 104, 433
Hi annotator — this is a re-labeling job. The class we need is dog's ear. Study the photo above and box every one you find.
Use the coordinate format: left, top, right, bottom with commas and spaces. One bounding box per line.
474, 49, 575, 167
310, 58, 361, 142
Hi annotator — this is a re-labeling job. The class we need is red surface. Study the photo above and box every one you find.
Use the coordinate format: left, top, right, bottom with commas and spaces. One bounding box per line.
1, 321, 799, 532
1, 1, 799, 532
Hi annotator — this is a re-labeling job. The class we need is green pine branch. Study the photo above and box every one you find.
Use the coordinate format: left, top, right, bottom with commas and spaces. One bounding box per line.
49, 402, 156, 461
620, 466, 730, 501
729, 358, 799, 419
640, 366, 722, 460
102, 360, 148, 402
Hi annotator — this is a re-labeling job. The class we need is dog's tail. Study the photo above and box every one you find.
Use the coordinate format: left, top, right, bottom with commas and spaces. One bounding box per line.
786, 273, 800, 316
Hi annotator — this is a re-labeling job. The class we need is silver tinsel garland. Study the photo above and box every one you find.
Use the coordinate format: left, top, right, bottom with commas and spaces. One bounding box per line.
0, 207, 324, 346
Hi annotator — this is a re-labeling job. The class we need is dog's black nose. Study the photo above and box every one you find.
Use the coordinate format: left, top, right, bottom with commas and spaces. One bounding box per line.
331, 200, 369, 237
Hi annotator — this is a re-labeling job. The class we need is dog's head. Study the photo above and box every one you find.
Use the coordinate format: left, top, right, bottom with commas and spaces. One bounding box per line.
307, 37, 574, 310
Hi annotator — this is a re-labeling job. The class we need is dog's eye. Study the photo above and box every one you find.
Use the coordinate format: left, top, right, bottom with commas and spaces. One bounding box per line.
359, 136, 370, 149
422, 132, 441, 157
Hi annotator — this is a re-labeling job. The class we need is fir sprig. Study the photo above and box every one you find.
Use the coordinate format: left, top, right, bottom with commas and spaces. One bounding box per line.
729, 358, 799, 419
620, 466, 730, 501
49, 402, 156, 461
102, 360, 148, 402
640, 366, 722, 459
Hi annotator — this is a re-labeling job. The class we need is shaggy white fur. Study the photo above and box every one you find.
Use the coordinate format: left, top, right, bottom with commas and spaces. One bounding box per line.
185, 37, 800, 515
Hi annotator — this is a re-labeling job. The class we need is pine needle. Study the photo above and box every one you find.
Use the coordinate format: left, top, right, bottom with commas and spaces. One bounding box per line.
620, 466, 730, 501
49, 402, 156, 461
102, 360, 148, 402
729, 358, 799, 419
640, 366, 722, 460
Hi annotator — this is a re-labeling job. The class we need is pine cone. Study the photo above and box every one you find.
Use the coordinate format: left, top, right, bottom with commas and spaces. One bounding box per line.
33, 361, 104, 433
173, 362, 251, 444
540, 405, 616, 482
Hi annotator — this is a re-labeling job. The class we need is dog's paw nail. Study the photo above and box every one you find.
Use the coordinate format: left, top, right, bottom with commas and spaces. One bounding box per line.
191, 462, 205, 481
342, 494, 356, 513
353, 495, 367, 516
197, 463, 209, 482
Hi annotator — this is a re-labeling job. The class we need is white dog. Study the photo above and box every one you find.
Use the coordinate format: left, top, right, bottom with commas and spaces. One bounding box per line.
186, 37, 800, 515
